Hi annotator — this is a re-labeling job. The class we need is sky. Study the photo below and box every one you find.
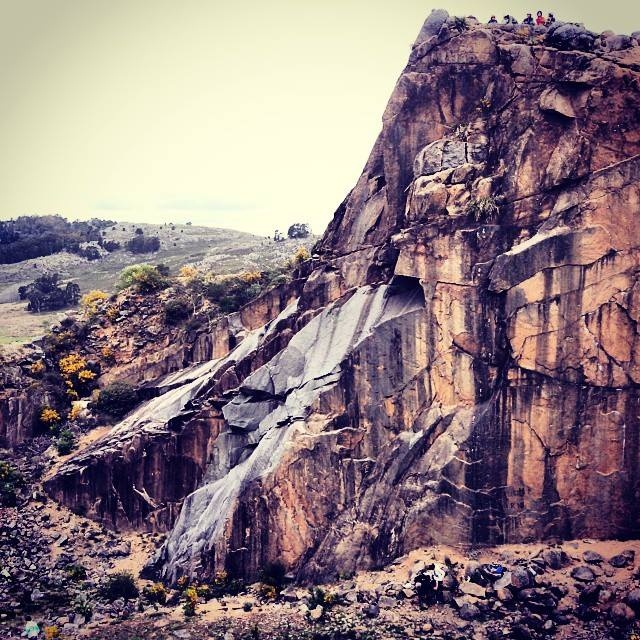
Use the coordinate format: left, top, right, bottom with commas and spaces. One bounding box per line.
1, 1, 639, 237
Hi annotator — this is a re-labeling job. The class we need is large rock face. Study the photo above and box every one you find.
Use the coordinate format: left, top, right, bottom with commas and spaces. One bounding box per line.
46, 15, 640, 583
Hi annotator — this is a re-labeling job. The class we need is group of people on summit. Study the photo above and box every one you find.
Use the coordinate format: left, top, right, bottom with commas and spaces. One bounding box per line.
488, 11, 556, 26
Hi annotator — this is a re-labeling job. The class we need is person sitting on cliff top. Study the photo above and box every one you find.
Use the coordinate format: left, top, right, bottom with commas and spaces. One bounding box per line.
523, 13, 535, 25
503, 14, 518, 24
488, 15, 498, 23
546, 12, 556, 25
536, 10, 546, 25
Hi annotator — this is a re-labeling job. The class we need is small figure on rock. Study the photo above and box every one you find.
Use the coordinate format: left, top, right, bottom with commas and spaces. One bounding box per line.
503, 14, 518, 24
488, 15, 498, 24
536, 11, 546, 25
546, 12, 556, 25
414, 562, 447, 606
523, 13, 535, 25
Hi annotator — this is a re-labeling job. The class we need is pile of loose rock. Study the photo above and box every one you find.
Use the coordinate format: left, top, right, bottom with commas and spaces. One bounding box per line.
2, 442, 640, 639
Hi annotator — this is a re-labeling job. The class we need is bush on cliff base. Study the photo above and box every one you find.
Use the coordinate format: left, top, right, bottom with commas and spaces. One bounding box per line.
95, 382, 138, 418
101, 571, 139, 601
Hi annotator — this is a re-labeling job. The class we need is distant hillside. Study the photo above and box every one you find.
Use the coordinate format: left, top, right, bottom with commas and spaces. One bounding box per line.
0, 215, 113, 264
0, 217, 316, 343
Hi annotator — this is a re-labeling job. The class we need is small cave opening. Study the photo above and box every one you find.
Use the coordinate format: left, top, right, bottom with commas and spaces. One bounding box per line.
387, 275, 426, 307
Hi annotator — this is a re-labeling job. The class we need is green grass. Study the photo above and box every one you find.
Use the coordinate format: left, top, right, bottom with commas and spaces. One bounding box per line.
0, 222, 316, 345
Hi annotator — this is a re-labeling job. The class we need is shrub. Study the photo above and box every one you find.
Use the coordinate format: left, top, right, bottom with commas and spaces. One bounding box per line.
118, 264, 167, 293
126, 235, 160, 254
81, 290, 109, 316
105, 305, 119, 322
73, 590, 93, 619
0, 461, 24, 507
56, 429, 76, 455
308, 586, 338, 609
95, 381, 138, 417
287, 223, 311, 239
101, 571, 139, 601
453, 16, 469, 32
58, 353, 97, 397
467, 196, 500, 223
208, 570, 245, 598
163, 298, 191, 325
257, 583, 277, 600
195, 584, 211, 600
19, 273, 81, 313
183, 586, 198, 617
40, 406, 61, 429
102, 240, 120, 252
143, 582, 168, 605
179, 265, 199, 280
68, 404, 83, 422
59, 353, 88, 377
101, 346, 115, 362
29, 360, 45, 377
201, 274, 263, 314
285, 247, 310, 269
293, 246, 311, 265
66, 563, 88, 581
44, 627, 61, 640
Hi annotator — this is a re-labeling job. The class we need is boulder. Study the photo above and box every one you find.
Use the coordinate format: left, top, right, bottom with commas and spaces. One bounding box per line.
509, 567, 533, 590
582, 550, 604, 564
610, 602, 636, 625
547, 23, 596, 51
609, 554, 630, 568
626, 588, 640, 611
541, 549, 566, 570
458, 602, 481, 620
571, 566, 596, 582
309, 605, 323, 621
459, 581, 486, 598
414, 9, 449, 44
539, 88, 576, 118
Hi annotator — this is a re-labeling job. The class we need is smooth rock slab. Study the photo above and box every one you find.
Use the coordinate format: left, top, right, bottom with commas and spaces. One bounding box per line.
459, 581, 487, 598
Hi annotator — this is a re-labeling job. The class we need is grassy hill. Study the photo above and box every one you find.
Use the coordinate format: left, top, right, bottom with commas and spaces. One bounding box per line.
0, 221, 315, 344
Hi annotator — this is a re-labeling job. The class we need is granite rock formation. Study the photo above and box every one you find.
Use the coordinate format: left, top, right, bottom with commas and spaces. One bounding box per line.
46, 12, 640, 583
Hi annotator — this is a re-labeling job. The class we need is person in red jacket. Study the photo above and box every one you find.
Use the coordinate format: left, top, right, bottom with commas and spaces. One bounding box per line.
536, 11, 546, 25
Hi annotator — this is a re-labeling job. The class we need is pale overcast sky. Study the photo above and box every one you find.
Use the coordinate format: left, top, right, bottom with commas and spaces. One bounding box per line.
1, 1, 639, 236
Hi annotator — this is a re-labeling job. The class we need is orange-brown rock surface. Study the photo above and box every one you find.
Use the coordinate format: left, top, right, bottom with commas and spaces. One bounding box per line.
46, 13, 640, 583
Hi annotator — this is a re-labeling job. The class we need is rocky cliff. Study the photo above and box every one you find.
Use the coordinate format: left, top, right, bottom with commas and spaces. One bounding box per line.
45, 12, 640, 584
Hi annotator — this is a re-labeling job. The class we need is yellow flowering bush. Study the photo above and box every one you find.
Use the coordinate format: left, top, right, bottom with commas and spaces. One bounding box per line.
143, 582, 168, 605
105, 305, 119, 322
293, 246, 311, 265
240, 271, 262, 284
59, 354, 87, 377
44, 626, 61, 640
29, 360, 45, 376
179, 265, 199, 280
81, 290, 109, 317
68, 404, 83, 422
58, 353, 97, 397
183, 586, 198, 617
40, 407, 61, 426
78, 369, 96, 382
